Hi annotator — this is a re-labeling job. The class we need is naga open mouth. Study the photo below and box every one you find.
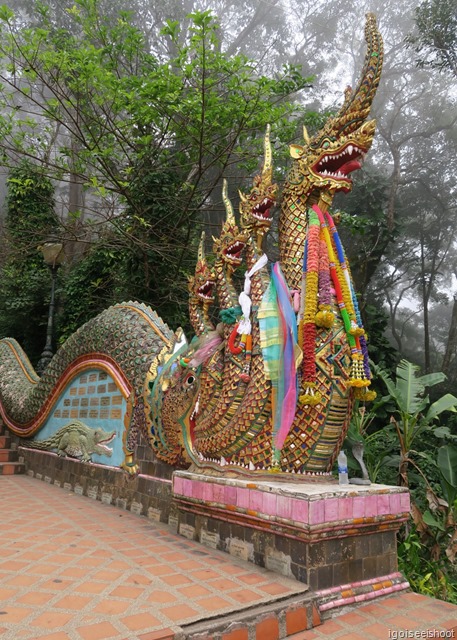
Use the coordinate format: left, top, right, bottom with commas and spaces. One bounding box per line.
197, 280, 216, 301
313, 143, 366, 184
252, 197, 274, 223
223, 240, 245, 264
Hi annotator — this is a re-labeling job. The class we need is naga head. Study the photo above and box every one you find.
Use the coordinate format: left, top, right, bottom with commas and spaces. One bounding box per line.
147, 352, 199, 468
188, 232, 216, 304
287, 13, 383, 198
239, 125, 278, 245
213, 179, 248, 271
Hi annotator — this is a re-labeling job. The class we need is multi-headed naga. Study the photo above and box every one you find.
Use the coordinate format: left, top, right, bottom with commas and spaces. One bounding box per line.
0, 14, 383, 479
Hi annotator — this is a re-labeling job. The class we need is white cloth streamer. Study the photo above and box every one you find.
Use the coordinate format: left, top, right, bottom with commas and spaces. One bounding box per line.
237, 253, 269, 335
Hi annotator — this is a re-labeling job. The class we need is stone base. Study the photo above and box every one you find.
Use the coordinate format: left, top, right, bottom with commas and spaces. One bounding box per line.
18, 447, 175, 524
173, 470, 411, 613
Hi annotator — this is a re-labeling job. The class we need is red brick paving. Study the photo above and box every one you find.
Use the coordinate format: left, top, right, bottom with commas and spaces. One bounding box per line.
1, 474, 457, 640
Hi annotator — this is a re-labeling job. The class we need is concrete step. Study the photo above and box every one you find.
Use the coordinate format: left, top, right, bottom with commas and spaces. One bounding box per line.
179, 592, 320, 639
0, 461, 26, 475
0, 448, 18, 462
0, 434, 11, 448
0, 422, 24, 474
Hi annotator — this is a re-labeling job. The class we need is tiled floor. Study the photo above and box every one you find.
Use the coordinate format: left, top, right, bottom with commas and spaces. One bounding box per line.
288, 591, 457, 638
1, 475, 457, 640
0, 475, 307, 640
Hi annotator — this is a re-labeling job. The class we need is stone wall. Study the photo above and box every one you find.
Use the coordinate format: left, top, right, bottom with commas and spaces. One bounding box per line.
17, 442, 176, 526
172, 470, 411, 608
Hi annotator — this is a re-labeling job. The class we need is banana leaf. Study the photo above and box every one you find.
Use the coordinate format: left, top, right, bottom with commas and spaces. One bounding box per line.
423, 509, 445, 532
417, 372, 447, 387
437, 444, 457, 489
395, 360, 428, 414
425, 394, 457, 422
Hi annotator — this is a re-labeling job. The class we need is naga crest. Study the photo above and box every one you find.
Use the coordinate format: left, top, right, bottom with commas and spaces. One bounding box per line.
239, 124, 278, 245
188, 232, 216, 304
213, 179, 248, 271
287, 13, 382, 197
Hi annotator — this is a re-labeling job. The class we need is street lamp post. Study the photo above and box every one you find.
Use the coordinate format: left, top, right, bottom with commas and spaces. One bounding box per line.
36, 242, 64, 375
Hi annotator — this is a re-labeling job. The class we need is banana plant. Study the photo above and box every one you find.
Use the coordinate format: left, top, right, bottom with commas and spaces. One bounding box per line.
375, 359, 457, 487
346, 399, 399, 483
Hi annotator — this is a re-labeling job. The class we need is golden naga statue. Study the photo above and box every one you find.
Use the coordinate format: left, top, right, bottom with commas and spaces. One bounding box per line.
0, 14, 383, 479
146, 13, 383, 478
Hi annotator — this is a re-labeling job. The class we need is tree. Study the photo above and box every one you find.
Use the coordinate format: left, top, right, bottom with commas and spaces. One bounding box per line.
0, 2, 310, 349
0, 160, 60, 362
407, 0, 457, 77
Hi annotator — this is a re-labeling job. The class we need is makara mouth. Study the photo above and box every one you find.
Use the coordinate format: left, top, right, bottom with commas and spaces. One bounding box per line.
313, 143, 365, 182
197, 280, 216, 301
223, 240, 245, 264
252, 197, 274, 222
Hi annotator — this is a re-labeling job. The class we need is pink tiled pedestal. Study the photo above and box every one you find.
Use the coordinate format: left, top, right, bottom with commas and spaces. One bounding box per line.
173, 471, 410, 614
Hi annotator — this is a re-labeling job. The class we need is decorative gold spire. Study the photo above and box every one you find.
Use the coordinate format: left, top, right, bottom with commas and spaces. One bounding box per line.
197, 231, 206, 262
222, 178, 235, 227
261, 124, 273, 184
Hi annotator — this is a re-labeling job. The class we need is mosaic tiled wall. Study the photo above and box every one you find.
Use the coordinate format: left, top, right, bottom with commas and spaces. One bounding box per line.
37, 368, 127, 466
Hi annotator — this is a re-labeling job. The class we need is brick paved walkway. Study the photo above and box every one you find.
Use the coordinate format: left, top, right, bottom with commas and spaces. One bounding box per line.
1, 475, 456, 640
288, 591, 457, 639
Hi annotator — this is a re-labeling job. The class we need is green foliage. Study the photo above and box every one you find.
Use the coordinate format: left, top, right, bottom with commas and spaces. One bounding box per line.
0, 161, 60, 362
5, 161, 58, 246
352, 360, 457, 602
406, 0, 457, 76
363, 304, 398, 372
0, 3, 311, 340
398, 528, 457, 603
375, 359, 457, 464
57, 168, 196, 340
0, 5, 310, 201
57, 243, 127, 343
400, 443, 457, 603
345, 399, 399, 484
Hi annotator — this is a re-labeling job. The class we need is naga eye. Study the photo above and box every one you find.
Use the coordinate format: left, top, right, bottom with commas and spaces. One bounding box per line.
322, 141, 330, 149
185, 375, 195, 386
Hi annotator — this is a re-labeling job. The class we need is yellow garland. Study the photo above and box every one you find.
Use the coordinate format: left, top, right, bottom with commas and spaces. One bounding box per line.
319, 220, 356, 323
354, 388, 377, 401
303, 271, 319, 323
350, 323, 365, 337
322, 213, 364, 336
299, 392, 322, 406
298, 381, 322, 406
317, 207, 371, 390
348, 352, 370, 387
319, 215, 371, 388
315, 305, 334, 328
350, 379, 371, 388
298, 318, 304, 347
333, 259, 357, 325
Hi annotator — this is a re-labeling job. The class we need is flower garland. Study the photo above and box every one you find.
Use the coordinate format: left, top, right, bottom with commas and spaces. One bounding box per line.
299, 209, 322, 406
346, 262, 376, 400
326, 212, 364, 338
324, 211, 371, 389
315, 238, 334, 329
312, 205, 371, 390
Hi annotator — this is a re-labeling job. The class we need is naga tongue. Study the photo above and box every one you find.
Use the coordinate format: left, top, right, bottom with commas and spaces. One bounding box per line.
338, 159, 362, 175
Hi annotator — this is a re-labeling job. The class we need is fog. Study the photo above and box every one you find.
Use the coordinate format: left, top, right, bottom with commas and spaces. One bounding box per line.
0, 0, 456, 378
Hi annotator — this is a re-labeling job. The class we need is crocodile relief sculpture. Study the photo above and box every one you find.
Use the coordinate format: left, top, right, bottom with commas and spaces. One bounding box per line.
0, 14, 382, 478
24, 421, 116, 462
